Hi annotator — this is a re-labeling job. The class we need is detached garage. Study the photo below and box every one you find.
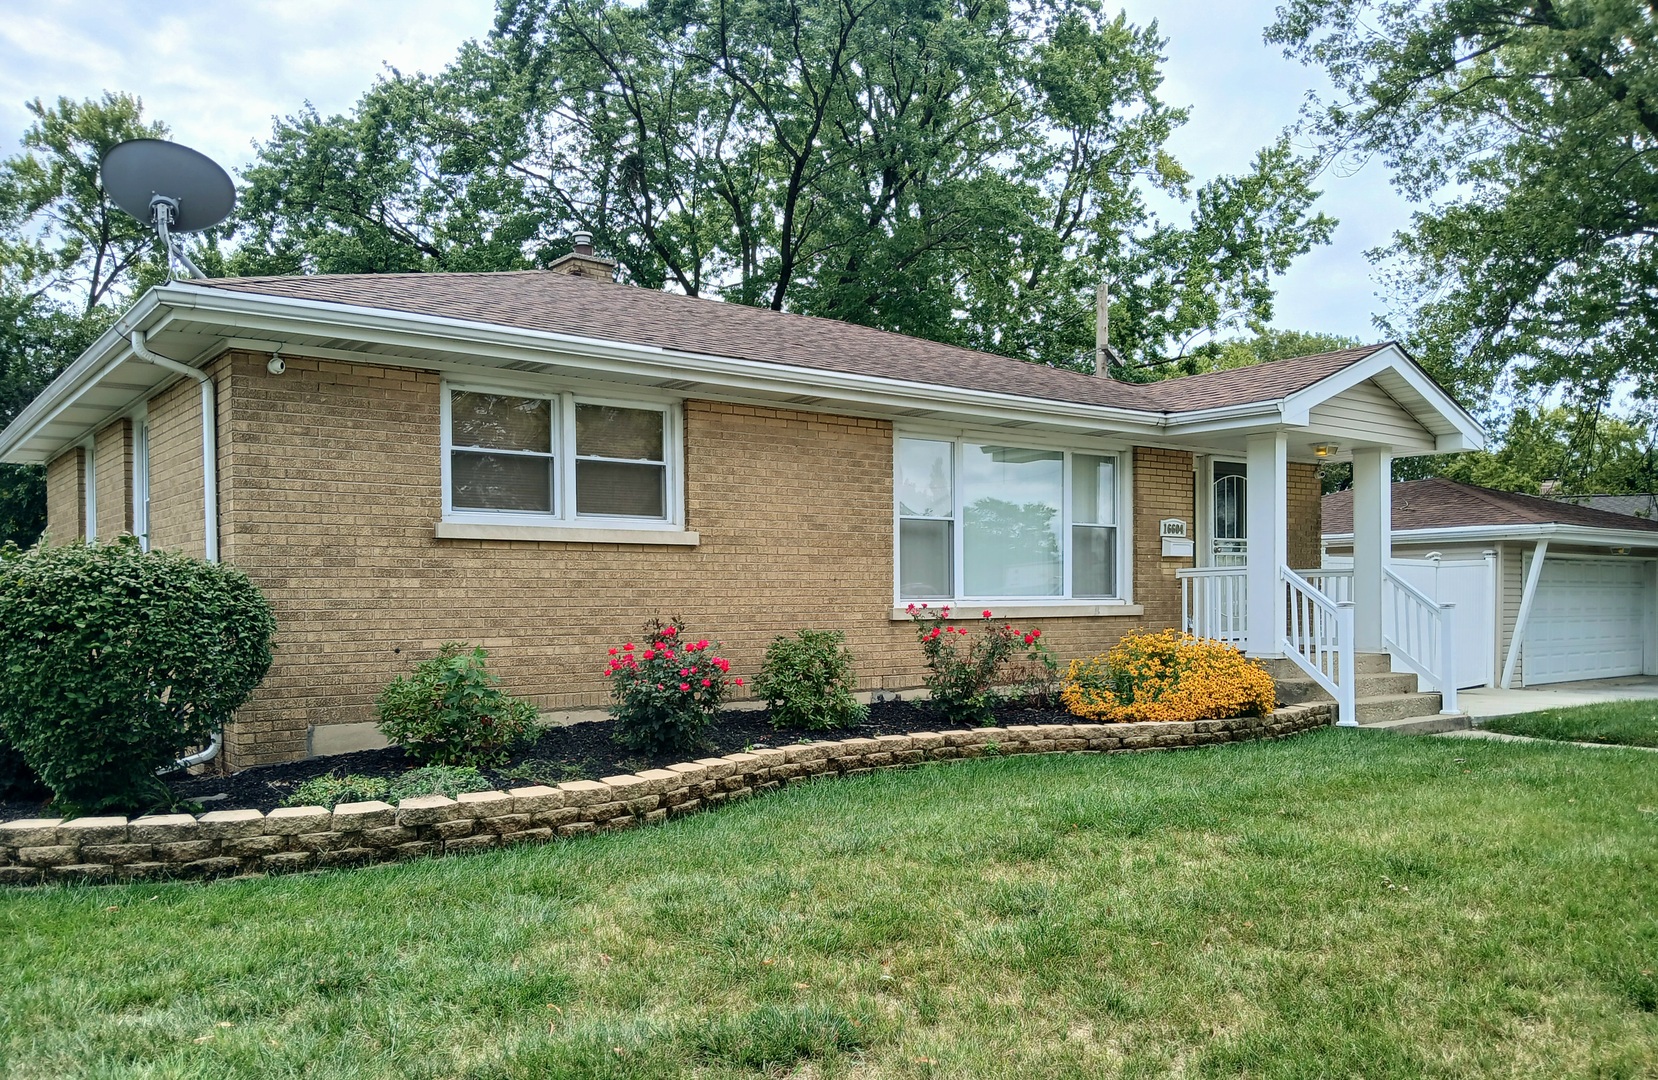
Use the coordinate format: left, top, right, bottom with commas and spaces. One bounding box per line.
1323, 479, 1658, 689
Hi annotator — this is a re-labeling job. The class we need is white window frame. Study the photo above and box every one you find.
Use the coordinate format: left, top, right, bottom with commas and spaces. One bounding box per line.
81, 437, 97, 542
132, 410, 150, 551
440, 380, 685, 532
893, 428, 1134, 606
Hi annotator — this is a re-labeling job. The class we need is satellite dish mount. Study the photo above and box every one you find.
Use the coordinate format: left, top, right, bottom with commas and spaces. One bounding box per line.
100, 139, 235, 280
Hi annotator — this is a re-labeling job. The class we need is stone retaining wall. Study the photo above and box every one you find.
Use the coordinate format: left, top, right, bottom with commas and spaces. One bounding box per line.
0, 704, 1333, 887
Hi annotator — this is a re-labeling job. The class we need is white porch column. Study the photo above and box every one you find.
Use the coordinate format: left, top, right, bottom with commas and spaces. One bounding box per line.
1350, 447, 1392, 652
1245, 432, 1288, 656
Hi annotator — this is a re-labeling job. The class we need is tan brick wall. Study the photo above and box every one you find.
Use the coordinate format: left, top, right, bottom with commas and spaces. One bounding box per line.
146, 373, 208, 556
214, 351, 1215, 765
92, 420, 133, 539
1132, 446, 1197, 629
44, 448, 84, 545
1287, 462, 1322, 571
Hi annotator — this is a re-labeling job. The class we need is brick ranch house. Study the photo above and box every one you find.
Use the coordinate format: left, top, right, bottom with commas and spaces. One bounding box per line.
0, 258, 1482, 767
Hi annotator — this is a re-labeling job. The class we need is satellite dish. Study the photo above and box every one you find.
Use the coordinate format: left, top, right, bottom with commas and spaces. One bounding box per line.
100, 139, 235, 279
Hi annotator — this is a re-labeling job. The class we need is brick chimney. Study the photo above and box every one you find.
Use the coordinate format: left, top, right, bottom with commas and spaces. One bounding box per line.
548, 230, 618, 280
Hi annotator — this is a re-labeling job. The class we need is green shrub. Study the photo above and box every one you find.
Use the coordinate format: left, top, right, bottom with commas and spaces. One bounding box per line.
389, 765, 493, 802
0, 537, 274, 812
604, 618, 741, 755
376, 644, 538, 766
282, 773, 390, 809
754, 629, 867, 731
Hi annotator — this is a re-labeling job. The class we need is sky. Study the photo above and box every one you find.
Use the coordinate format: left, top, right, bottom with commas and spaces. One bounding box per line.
0, 0, 1417, 342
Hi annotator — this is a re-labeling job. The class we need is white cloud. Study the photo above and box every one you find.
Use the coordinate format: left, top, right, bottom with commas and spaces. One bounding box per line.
0, 0, 1407, 340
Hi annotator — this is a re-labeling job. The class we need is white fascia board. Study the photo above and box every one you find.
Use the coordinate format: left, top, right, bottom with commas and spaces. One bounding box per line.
165, 285, 1175, 437
1323, 522, 1658, 548
0, 290, 177, 463
1280, 344, 1485, 448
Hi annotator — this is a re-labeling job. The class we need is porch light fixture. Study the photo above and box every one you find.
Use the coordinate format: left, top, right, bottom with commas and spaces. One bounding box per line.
1313, 443, 1338, 457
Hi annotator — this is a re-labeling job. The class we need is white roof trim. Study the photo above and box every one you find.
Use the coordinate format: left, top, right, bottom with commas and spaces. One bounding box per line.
0, 284, 1487, 465
1323, 522, 1658, 548
1280, 344, 1484, 451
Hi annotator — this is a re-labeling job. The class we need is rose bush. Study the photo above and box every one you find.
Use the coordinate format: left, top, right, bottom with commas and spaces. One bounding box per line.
606, 618, 741, 754
907, 604, 1050, 725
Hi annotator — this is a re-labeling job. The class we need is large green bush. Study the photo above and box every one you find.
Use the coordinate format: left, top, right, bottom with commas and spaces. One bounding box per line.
754, 629, 867, 731
376, 645, 538, 766
0, 538, 275, 812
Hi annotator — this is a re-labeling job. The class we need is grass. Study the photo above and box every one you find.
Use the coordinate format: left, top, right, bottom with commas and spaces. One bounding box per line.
2, 729, 1655, 1079
1480, 701, 1658, 748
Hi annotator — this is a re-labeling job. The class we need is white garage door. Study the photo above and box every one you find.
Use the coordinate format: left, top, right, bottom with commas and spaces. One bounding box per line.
1525, 559, 1650, 685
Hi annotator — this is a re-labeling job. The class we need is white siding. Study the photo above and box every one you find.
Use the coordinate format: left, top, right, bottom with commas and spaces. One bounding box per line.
1306, 381, 1438, 453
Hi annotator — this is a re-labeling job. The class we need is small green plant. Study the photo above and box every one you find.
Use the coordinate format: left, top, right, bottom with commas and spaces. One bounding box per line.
0, 537, 275, 812
282, 773, 390, 809
906, 604, 1048, 726
389, 765, 494, 802
604, 618, 741, 755
376, 644, 538, 767
502, 759, 589, 785
755, 629, 868, 731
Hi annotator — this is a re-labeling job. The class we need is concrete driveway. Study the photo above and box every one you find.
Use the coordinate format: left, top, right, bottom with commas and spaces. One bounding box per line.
1457, 676, 1658, 719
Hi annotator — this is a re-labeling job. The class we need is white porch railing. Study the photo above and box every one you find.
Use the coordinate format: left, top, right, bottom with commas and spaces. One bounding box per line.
1301, 568, 1352, 604
1383, 568, 1459, 714
1178, 565, 1361, 725
1178, 566, 1247, 644
1281, 566, 1358, 726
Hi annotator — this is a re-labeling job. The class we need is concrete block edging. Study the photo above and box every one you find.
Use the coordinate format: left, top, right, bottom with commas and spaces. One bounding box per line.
0, 703, 1334, 887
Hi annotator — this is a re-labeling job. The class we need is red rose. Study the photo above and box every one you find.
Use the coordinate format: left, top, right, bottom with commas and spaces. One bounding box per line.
701, 678, 711, 688
734, 677, 744, 687
679, 682, 691, 691
983, 610, 993, 619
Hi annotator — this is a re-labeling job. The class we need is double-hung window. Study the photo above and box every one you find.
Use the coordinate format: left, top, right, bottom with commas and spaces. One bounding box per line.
896, 435, 1126, 602
444, 385, 677, 527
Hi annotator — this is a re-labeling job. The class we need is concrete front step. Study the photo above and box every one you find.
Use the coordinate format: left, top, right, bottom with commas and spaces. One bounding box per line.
1354, 691, 1444, 725
1274, 671, 1421, 705
1361, 712, 1473, 735
1258, 652, 1394, 680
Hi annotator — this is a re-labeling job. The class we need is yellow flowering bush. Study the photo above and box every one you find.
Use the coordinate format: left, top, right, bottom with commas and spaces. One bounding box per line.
1061, 629, 1275, 723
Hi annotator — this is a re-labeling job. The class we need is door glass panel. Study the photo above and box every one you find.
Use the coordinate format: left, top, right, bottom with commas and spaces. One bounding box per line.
1213, 463, 1247, 566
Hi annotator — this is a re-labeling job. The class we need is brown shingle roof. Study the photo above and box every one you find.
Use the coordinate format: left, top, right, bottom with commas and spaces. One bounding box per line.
1322, 478, 1658, 535
191, 271, 1391, 415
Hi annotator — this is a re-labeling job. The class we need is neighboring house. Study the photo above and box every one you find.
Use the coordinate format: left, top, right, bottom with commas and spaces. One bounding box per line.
1324, 478, 1658, 689
0, 256, 1481, 765
1552, 493, 1658, 520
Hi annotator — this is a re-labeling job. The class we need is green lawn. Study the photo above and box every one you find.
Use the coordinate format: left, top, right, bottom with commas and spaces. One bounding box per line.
2, 730, 1655, 1079
1479, 701, 1658, 748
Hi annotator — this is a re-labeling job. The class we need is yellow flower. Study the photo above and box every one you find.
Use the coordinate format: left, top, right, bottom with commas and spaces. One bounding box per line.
1060, 630, 1275, 723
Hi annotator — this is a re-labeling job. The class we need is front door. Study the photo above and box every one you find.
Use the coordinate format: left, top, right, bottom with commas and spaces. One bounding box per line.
1212, 462, 1247, 566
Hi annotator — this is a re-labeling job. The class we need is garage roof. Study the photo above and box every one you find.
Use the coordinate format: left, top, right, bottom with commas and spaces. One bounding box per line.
1323, 478, 1658, 536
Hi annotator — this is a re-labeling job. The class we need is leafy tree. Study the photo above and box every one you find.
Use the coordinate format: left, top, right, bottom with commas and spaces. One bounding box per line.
1268, 0, 1658, 416
0, 94, 171, 547
1198, 328, 1361, 373
235, 0, 1334, 372
1400, 406, 1658, 495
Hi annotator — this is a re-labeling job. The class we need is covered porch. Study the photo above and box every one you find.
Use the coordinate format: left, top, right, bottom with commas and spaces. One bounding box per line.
1164, 347, 1484, 725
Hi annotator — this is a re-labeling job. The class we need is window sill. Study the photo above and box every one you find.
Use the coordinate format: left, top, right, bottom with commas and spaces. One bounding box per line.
436, 522, 700, 546
889, 602, 1144, 621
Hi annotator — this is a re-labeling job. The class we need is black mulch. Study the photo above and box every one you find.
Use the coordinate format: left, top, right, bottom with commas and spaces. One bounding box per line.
0, 699, 1074, 821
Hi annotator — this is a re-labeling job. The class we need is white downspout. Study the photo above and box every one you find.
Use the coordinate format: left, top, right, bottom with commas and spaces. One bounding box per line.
125, 328, 223, 773
126, 330, 217, 563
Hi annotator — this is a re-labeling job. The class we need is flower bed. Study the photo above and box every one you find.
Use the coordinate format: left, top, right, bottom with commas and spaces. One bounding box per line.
0, 702, 1333, 887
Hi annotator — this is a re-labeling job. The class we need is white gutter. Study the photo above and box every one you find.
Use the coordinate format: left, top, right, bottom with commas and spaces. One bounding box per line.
125, 329, 218, 563
1501, 539, 1549, 689
1323, 521, 1658, 550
